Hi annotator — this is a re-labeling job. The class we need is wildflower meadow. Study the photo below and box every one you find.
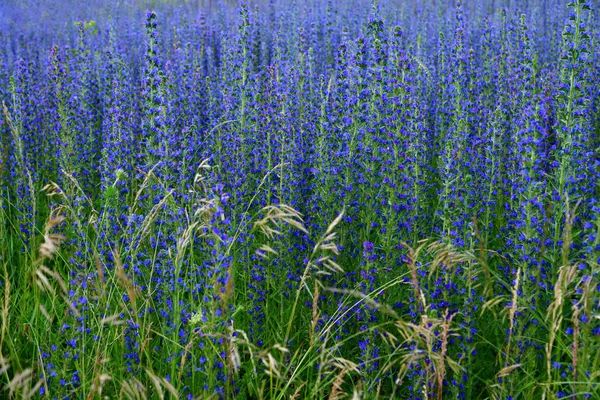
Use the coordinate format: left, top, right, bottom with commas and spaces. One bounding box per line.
0, 0, 599, 398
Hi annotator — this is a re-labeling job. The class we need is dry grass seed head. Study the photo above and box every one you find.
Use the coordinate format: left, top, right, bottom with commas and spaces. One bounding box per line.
38, 208, 66, 260
427, 241, 473, 279
6, 368, 32, 398
254, 204, 308, 240
34, 213, 82, 318
496, 364, 521, 378
394, 312, 462, 394
0, 357, 9, 376
133, 189, 174, 254
256, 244, 278, 259
42, 182, 63, 198
114, 248, 140, 313
61, 169, 95, 208
193, 159, 212, 194
175, 221, 199, 266
262, 353, 282, 379
120, 377, 147, 400
132, 163, 161, 210
6, 367, 44, 399
403, 241, 426, 311
88, 372, 112, 399
351, 387, 362, 400
325, 209, 345, 236
328, 369, 348, 400
145, 369, 178, 400
504, 267, 521, 365
545, 263, 580, 380
100, 313, 126, 326
289, 382, 307, 400
38, 234, 65, 260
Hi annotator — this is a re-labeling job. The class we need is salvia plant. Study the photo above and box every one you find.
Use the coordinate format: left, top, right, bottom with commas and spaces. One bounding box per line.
0, 0, 599, 399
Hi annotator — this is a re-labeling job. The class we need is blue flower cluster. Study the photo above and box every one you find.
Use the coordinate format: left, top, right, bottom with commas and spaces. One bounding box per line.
0, 0, 598, 398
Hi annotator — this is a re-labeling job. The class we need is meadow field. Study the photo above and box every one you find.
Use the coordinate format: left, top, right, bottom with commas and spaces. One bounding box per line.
0, 0, 599, 398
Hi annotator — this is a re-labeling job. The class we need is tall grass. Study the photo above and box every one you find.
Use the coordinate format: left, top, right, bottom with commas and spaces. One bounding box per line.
0, 0, 599, 399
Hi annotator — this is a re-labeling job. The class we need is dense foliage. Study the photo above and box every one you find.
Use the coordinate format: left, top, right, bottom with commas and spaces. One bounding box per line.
0, 0, 599, 398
